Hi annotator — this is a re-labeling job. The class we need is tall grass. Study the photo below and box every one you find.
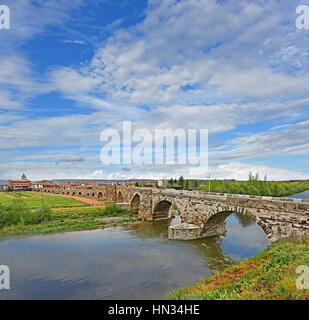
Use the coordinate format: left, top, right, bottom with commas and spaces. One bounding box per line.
0, 199, 52, 229
169, 238, 309, 300
98, 203, 129, 216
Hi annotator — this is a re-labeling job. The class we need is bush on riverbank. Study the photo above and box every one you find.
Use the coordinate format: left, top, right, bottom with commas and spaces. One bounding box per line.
98, 203, 129, 216
0, 200, 52, 229
169, 237, 309, 300
0, 201, 138, 238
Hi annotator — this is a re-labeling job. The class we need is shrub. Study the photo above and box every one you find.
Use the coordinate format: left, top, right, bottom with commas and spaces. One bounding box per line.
99, 203, 128, 216
34, 206, 52, 223
0, 200, 52, 229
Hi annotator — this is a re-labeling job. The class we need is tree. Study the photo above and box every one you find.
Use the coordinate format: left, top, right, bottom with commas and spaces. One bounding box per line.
194, 180, 198, 188
248, 171, 253, 181
255, 172, 259, 181
185, 180, 189, 190
264, 174, 267, 182
179, 176, 184, 189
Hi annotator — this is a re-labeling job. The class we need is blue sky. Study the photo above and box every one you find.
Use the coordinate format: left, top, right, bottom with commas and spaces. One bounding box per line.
1, 0, 309, 181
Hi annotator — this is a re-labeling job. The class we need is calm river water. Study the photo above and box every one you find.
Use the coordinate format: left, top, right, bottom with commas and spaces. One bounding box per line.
0, 212, 271, 300
284, 190, 309, 199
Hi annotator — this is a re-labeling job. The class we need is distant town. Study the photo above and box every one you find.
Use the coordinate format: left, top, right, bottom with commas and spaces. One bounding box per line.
0, 174, 166, 192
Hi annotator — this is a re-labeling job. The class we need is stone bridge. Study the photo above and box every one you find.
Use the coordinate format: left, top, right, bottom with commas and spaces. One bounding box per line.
38, 185, 309, 242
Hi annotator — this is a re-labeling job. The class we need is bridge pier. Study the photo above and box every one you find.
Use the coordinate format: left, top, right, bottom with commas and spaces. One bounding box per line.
168, 220, 227, 240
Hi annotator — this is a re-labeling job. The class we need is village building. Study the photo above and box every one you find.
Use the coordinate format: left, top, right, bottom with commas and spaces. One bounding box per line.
9, 174, 31, 191
0, 182, 10, 191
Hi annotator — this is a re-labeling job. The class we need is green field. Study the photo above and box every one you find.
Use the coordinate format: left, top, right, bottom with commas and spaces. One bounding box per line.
0, 192, 86, 208
0, 199, 139, 238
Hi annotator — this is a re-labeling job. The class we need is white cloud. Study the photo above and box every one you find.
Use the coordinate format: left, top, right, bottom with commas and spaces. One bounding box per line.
0, 0, 85, 50
49, 67, 102, 95
211, 120, 309, 163
2, 0, 309, 180
50, 0, 309, 105
209, 162, 309, 181
63, 40, 86, 45
1, 160, 308, 182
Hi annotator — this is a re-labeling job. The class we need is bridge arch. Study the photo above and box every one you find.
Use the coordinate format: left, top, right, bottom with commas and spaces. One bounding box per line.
208, 206, 270, 239
91, 192, 96, 197
72, 192, 76, 196
98, 192, 104, 200
153, 200, 172, 220
131, 193, 141, 213
117, 191, 124, 202
78, 192, 82, 196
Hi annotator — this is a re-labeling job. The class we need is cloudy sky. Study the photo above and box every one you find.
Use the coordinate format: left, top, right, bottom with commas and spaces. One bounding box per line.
1, 0, 309, 181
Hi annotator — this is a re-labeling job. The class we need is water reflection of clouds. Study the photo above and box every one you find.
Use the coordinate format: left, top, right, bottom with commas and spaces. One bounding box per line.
221, 214, 270, 260
0, 215, 270, 299
0, 228, 210, 300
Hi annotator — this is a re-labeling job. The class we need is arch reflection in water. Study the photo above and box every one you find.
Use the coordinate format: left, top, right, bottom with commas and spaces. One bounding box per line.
126, 212, 270, 273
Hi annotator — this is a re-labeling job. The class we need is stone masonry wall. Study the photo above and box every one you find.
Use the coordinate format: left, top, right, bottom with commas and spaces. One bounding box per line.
39, 186, 309, 242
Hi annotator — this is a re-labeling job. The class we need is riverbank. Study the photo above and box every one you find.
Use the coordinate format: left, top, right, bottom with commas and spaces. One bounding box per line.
169, 237, 309, 300
0, 204, 140, 238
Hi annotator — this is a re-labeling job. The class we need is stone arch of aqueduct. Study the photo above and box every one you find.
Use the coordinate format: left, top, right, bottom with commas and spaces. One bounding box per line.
38, 185, 309, 242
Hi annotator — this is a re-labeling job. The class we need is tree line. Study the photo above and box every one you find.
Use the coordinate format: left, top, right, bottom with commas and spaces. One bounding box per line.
165, 173, 309, 197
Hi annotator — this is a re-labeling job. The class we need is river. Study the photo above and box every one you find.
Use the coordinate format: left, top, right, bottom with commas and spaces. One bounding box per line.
0, 212, 271, 300
283, 190, 309, 199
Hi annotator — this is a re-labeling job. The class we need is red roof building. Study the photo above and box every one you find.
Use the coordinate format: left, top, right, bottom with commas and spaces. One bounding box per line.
9, 179, 31, 191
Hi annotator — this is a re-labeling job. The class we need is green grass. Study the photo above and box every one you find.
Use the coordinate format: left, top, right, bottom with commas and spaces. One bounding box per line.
169, 237, 309, 300
0, 200, 139, 238
0, 191, 86, 208
0, 216, 140, 238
